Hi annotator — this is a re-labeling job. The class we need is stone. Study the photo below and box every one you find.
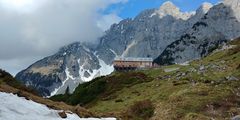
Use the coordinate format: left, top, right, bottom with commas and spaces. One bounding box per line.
232, 115, 240, 120
237, 64, 240, 70
199, 65, 205, 71
226, 76, 239, 81
58, 111, 67, 118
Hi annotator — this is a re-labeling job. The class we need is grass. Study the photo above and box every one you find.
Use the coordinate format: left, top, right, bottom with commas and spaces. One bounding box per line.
50, 72, 153, 106
123, 99, 155, 120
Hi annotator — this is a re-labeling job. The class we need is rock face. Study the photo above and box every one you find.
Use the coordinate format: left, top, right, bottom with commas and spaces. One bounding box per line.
16, 0, 240, 96
154, 1, 240, 65
232, 115, 240, 120
96, 1, 207, 64
224, 0, 240, 21
16, 43, 113, 96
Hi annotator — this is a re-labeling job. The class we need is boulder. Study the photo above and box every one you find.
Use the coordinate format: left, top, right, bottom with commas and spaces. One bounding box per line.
58, 111, 67, 118
232, 115, 240, 120
225, 76, 239, 81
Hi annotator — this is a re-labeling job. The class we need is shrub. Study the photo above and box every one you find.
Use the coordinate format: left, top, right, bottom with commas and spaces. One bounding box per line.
172, 80, 189, 86
115, 99, 123, 103
50, 88, 71, 102
50, 72, 152, 106
228, 45, 240, 55
126, 100, 155, 120
237, 64, 240, 70
67, 79, 107, 105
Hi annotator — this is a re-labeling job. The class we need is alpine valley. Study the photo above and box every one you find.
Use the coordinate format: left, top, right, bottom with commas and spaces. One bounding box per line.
16, 0, 240, 98
1, 0, 240, 119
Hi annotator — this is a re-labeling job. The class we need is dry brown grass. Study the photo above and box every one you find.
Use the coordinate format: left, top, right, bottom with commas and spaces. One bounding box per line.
122, 99, 155, 120
30, 65, 59, 75
237, 64, 240, 70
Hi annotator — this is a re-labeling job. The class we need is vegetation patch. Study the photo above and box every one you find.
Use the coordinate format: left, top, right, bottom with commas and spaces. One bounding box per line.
51, 72, 153, 106
51, 38, 240, 119
0, 69, 39, 96
123, 100, 154, 120
237, 64, 240, 70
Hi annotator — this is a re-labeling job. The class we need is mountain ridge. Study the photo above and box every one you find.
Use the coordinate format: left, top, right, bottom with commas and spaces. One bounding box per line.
154, 1, 240, 65
16, 0, 240, 96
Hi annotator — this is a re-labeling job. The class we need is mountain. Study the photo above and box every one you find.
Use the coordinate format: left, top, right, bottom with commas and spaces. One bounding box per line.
154, 0, 240, 65
16, 0, 240, 96
16, 43, 113, 96
96, 1, 208, 64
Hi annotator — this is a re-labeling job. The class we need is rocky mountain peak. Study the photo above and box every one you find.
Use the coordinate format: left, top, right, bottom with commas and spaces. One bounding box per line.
159, 1, 179, 12
197, 2, 213, 14
58, 42, 91, 55
155, 1, 194, 20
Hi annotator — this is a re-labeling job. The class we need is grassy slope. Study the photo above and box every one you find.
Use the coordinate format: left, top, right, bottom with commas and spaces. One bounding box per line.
51, 38, 240, 120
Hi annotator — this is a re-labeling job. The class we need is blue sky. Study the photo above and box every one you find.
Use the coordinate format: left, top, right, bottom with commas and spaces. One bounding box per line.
106, 0, 220, 19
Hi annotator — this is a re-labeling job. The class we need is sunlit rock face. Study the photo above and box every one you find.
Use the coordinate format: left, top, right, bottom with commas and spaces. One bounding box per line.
96, 1, 209, 64
154, 1, 240, 65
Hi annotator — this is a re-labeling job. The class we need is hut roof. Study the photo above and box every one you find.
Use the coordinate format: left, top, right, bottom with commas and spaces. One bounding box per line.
114, 57, 153, 62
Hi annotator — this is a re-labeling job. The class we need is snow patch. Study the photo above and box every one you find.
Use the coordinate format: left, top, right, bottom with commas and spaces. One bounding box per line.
98, 58, 114, 76
77, 58, 114, 82
109, 49, 118, 57
0, 92, 116, 120
78, 59, 98, 82
121, 40, 137, 57
150, 12, 157, 18
177, 61, 190, 66
65, 67, 75, 80
83, 46, 91, 53
164, 67, 180, 72
50, 54, 114, 96
49, 67, 76, 96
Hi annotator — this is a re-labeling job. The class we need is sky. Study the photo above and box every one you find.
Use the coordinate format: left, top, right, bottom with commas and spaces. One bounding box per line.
106, 0, 220, 19
0, 0, 220, 75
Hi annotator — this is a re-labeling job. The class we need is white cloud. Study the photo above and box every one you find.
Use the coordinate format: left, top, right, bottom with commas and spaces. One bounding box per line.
97, 14, 122, 31
0, 0, 127, 75
0, 0, 46, 13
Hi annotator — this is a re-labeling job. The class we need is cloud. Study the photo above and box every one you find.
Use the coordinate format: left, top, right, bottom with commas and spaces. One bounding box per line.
0, 0, 127, 75
97, 13, 122, 31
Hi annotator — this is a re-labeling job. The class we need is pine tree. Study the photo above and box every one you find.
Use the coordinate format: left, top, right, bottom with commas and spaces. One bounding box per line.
65, 86, 70, 96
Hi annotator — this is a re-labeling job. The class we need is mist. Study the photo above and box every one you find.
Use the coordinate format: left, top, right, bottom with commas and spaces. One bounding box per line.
0, 0, 126, 75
